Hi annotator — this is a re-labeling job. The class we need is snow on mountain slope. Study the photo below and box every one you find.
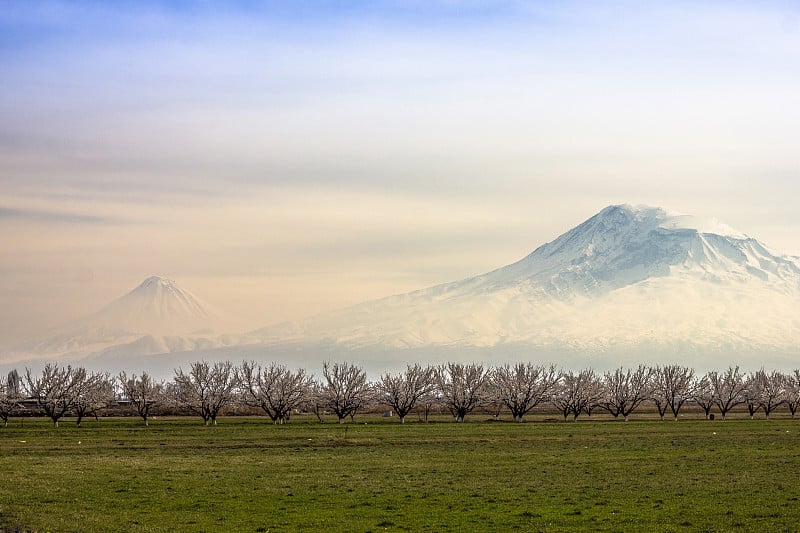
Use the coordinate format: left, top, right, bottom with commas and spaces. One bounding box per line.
248, 204, 800, 354
5, 205, 798, 371
4, 276, 225, 363
80, 276, 216, 336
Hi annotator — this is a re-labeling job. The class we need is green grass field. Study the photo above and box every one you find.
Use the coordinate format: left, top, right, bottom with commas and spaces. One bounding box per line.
2, 414, 799, 532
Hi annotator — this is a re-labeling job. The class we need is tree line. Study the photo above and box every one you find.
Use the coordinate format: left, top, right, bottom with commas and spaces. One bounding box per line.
1, 362, 799, 428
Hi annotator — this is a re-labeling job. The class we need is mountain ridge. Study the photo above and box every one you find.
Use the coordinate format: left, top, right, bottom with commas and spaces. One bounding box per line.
3, 204, 799, 369
246, 204, 800, 353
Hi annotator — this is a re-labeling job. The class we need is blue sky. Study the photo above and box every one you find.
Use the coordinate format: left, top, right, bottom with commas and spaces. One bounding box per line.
2, 1, 800, 341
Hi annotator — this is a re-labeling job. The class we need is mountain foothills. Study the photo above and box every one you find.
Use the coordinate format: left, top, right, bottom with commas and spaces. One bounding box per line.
3, 205, 799, 372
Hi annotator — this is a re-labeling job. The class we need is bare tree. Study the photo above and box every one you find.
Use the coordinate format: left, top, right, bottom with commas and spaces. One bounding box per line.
709, 366, 747, 420
119, 371, 164, 426
173, 361, 239, 425
742, 373, 761, 419
25, 364, 83, 427
491, 363, 561, 422
599, 365, 653, 421
240, 361, 312, 424
692, 374, 716, 419
321, 362, 372, 424
785, 370, 800, 419
651, 365, 694, 421
435, 362, 489, 422
482, 377, 505, 419
0, 371, 23, 427
72, 370, 115, 427
417, 388, 439, 423
377, 364, 434, 423
550, 369, 601, 422
753, 369, 786, 420
307, 381, 327, 422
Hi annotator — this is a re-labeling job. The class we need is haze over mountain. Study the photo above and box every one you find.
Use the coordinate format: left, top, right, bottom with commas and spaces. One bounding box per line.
248, 204, 800, 358
3, 205, 798, 374
4, 276, 227, 364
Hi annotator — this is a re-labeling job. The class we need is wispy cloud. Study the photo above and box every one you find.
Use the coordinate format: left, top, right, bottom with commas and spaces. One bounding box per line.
0, 206, 125, 225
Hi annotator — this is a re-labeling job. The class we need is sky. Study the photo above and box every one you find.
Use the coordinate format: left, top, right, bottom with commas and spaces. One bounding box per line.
1, 0, 800, 344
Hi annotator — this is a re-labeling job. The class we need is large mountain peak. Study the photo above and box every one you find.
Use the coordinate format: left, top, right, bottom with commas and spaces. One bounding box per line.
488, 204, 787, 298
587, 203, 746, 239
250, 204, 800, 358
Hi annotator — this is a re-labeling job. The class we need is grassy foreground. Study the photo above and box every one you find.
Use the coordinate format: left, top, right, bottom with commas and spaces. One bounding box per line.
1, 415, 800, 532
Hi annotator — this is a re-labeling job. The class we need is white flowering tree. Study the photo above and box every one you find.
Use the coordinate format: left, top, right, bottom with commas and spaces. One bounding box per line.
25, 364, 83, 428
551, 369, 602, 422
491, 363, 561, 422
173, 361, 239, 426
321, 362, 372, 424
435, 362, 489, 422
650, 365, 695, 421
240, 361, 312, 424
377, 364, 434, 423
72, 370, 115, 427
709, 366, 747, 420
119, 371, 165, 426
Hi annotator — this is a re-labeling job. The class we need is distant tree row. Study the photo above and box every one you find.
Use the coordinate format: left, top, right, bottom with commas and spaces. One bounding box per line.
2, 362, 800, 428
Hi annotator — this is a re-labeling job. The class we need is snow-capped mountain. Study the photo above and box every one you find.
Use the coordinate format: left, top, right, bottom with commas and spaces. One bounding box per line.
82, 276, 216, 336
4, 205, 798, 375
247, 205, 800, 356
6, 276, 225, 363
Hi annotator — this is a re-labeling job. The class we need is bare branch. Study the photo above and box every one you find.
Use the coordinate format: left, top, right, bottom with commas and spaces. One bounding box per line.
25, 364, 83, 428
491, 363, 561, 422
651, 365, 694, 421
708, 366, 747, 420
378, 364, 434, 423
435, 362, 489, 422
119, 371, 165, 426
239, 361, 312, 424
173, 361, 239, 425
321, 362, 371, 424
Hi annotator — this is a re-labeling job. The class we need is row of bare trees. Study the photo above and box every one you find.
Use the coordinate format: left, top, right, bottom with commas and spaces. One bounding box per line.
3, 362, 800, 427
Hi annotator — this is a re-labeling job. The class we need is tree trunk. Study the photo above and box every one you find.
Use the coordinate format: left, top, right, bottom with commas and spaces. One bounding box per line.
143, 415, 149, 427
338, 417, 345, 424
399, 416, 405, 424
624, 415, 629, 422
53, 419, 59, 428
